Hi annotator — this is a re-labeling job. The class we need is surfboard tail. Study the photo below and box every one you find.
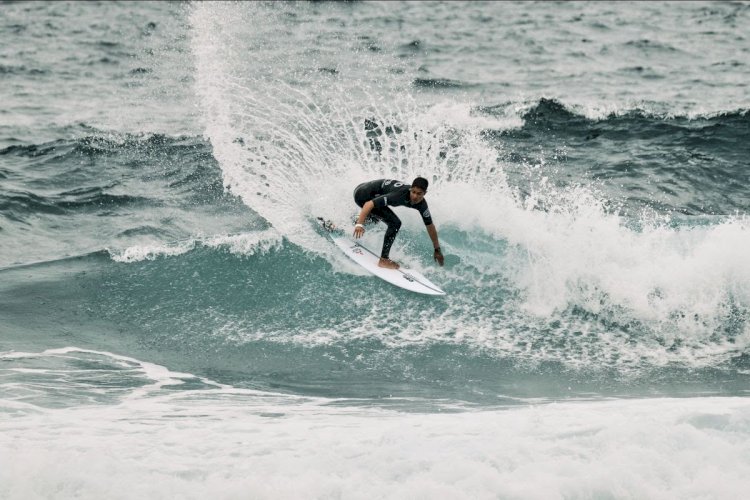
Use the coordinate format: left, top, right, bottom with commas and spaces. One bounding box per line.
315, 217, 348, 240
315, 217, 342, 234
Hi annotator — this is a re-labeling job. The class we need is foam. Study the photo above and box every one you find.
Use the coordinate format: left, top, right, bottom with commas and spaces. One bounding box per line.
0, 347, 229, 401
109, 240, 196, 263
108, 229, 283, 263
1, 385, 749, 499
424, 159, 750, 354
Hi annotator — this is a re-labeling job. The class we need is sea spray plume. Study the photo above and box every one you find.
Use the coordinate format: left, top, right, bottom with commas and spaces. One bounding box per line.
190, 1, 510, 255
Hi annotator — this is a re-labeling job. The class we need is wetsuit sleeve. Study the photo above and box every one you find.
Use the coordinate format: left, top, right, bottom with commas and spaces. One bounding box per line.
414, 200, 433, 225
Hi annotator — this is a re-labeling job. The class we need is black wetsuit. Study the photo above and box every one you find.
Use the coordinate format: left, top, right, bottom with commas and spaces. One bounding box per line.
353, 179, 433, 259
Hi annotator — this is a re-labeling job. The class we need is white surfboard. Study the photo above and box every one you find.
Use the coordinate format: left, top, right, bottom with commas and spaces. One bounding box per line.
331, 235, 446, 296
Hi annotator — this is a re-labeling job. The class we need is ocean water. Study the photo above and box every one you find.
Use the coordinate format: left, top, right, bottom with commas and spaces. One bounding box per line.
1, 1, 750, 498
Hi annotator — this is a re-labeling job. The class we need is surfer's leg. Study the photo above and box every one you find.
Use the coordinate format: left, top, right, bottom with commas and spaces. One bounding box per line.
374, 207, 401, 259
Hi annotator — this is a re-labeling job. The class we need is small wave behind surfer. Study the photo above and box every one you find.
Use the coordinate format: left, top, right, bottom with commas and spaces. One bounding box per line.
353, 177, 444, 269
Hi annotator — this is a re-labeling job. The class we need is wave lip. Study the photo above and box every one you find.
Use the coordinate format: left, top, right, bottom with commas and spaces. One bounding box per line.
108, 229, 283, 263
412, 77, 476, 90
0, 347, 234, 413
479, 97, 750, 125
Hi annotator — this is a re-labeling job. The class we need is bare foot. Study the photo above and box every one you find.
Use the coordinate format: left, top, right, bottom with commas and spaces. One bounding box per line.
378, 258, 400, 269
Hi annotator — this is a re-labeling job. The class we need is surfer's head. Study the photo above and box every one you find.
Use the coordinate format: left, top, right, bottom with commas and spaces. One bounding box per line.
410, 177, 428, 203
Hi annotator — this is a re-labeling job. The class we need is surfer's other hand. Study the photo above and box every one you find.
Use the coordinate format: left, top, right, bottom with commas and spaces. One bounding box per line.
353, 223, 365, 238
434, 247, 444, 266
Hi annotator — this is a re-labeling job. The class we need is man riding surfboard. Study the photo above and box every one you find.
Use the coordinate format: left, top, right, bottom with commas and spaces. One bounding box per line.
353, 177, 444, 269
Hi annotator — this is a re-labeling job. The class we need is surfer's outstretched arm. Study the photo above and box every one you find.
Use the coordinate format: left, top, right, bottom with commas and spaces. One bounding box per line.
354, 200, 375, 238
426, 223, 444, 266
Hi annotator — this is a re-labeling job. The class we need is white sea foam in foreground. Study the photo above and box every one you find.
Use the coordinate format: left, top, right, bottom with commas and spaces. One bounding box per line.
1, 349, 749, 500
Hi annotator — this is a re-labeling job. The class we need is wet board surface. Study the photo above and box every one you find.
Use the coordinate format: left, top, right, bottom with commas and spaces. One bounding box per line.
331, 235, 446, 296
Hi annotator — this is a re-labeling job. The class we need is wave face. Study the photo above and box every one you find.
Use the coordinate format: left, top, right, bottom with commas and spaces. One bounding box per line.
2, 1, 750, 498
0, 133, 261, 267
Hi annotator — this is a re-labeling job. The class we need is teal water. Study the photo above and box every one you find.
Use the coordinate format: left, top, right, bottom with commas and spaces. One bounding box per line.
2, 2, 750, 498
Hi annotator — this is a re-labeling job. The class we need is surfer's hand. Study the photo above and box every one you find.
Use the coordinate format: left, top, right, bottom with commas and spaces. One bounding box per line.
353, 223, 365, 238
434, 247, 444, 266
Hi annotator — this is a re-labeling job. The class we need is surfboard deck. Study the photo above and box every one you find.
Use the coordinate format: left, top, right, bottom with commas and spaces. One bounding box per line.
330, 234, 446, 296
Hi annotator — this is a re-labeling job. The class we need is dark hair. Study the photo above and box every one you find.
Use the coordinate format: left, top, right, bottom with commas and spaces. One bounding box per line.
411, 176, 429, 191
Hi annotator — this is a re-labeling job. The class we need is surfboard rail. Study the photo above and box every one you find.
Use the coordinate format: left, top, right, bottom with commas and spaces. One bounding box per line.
331, 235, 446, 296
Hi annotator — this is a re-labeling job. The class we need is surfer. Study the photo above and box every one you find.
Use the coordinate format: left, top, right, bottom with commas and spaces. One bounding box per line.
353, 177, 444, 269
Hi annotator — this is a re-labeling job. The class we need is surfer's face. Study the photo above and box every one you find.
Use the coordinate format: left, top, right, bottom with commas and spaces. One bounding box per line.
409, 187, 426, 204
